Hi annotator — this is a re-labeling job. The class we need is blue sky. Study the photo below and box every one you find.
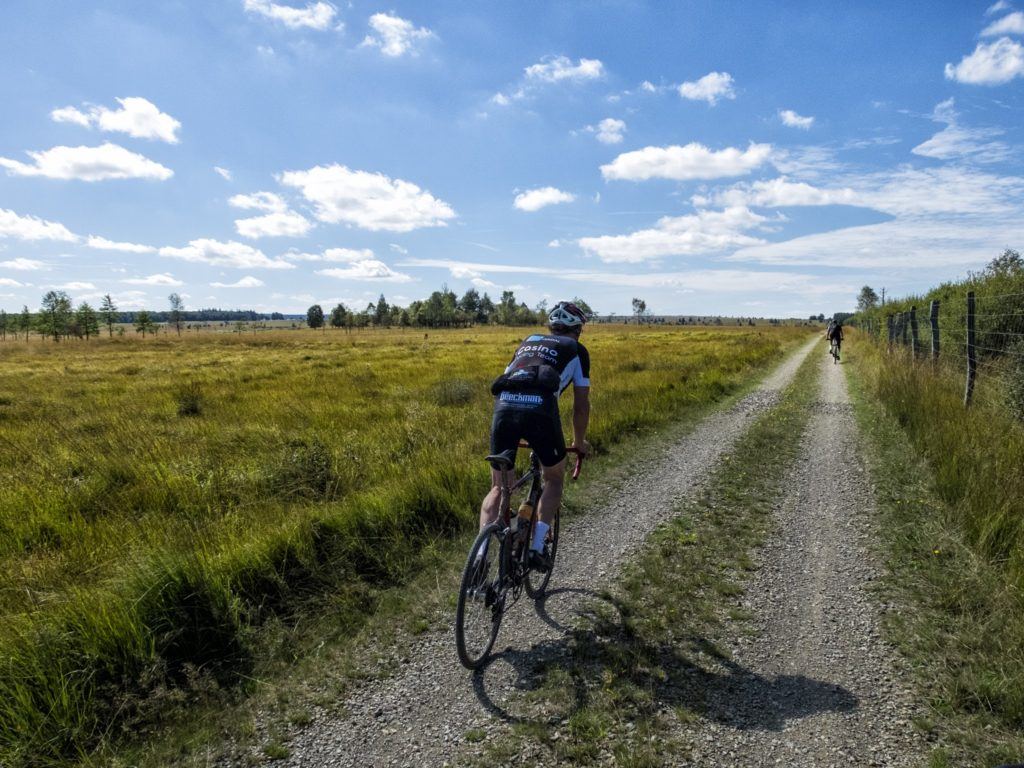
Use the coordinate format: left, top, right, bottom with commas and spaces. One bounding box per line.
2, 0, 1024, 317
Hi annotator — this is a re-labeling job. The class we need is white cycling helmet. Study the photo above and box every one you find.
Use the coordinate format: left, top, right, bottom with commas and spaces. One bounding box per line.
547, 301, 587, 329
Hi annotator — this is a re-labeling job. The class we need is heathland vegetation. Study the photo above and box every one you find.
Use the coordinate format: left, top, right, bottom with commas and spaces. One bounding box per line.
850, 250, 1024, 763
0, 322, 809, 765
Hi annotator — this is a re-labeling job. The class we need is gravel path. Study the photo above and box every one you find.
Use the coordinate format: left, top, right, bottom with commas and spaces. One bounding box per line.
266, 339, 819, 768
675, 350, 923, 766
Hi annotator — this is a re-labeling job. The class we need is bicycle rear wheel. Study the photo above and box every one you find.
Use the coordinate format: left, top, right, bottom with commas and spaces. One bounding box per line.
455, 523, 505, 669
525, 510, 560, 599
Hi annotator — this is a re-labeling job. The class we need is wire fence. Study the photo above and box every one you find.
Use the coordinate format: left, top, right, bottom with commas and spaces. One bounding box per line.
857, 290, 1024, 410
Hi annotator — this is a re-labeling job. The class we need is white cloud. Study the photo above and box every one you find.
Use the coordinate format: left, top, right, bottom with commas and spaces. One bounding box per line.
286, 247, 375, 262
513, 187, 576, 212
0, 258, 47, 270
86, 235, 157, 253
214, 166, 232, 181
51, 97, 181, 143
945, 37, 1024, 85
51, 281, 96, 291
640, 80, 658, 93
911, 98, 1009, 163
578, 206, 769, 263
586, 117, 626, 145
279, 163, 456, 232
122, 273, 183, 286
698, 177, 857, 208
601, 142, 772, 182
525, 56, 605, 83
362, 12, 433, 57
779, 109, 814, 129
988, 1, 1013, 14
229, 191, 288, 212
548, 239, 561, 248
677, 72, 735, 105
983, 10, 1024, 35
0, 210, 78, 242
490, 92, 511, 106
317, 261, 413, 282
159, 238, 295, 269
0, 143, 173, 181
235, 210, 312, 238
243, 0, 337, 30
389, 243, 408, 254
211, 276, 265, 288
0, 277, 25, 287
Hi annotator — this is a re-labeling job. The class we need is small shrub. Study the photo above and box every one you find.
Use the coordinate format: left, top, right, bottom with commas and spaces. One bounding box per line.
434, 378, 475, 406
270, 438, 337, 500
174, 381, 203, 417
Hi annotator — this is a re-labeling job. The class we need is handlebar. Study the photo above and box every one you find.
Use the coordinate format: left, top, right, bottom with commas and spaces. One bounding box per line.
517, 441, 585, 480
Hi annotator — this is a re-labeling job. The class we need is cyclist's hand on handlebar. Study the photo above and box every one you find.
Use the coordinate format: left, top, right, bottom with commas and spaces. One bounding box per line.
570, 439, 592, 458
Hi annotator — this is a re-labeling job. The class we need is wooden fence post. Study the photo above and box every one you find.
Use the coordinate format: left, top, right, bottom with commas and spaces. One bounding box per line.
887, 314, 894, 346
929, 299, 940, 359
965, 291, 976, 406
901, 311, 909, 346
910, 306, 920, 358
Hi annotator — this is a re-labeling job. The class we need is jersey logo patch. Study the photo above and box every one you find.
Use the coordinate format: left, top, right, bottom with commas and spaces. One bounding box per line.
499, 391, 544, 405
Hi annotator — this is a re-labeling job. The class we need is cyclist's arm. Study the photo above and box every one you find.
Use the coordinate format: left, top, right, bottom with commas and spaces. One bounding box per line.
572, 386, 590, 449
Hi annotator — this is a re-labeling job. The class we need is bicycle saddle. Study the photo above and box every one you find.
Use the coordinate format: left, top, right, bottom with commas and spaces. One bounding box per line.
485, 448, 517, 470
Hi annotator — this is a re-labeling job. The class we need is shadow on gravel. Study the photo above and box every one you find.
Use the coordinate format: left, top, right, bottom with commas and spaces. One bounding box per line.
471, 590, 858, 733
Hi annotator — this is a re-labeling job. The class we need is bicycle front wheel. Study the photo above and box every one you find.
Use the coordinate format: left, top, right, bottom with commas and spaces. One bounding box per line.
525, 511, 560, 599
455, 523, 505, 669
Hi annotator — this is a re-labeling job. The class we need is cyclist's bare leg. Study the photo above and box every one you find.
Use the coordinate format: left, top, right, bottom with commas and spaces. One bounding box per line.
479, 468, 503, 530
537, 458, 567, 526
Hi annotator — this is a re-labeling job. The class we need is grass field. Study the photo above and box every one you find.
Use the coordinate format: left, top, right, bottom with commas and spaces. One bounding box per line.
0, 323, 810, 765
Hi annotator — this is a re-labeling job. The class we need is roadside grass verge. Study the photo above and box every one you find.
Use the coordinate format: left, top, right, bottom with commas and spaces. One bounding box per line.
844, 333, 1024, 767
472, 342, 821, 766
0, 326, 812, 766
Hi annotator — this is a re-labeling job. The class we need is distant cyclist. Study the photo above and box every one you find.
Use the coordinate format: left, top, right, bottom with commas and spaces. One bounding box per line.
827, 319, 844, 359
480, 301, 592, 571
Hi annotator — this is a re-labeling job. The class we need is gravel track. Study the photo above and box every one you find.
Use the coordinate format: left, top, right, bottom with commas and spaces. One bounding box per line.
265, 339, 819, 768
675, 350, 923, 767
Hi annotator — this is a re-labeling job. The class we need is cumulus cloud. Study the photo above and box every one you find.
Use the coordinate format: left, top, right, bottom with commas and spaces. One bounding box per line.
696, 177, 857, 208
578, 206, 769, 263
601, 142, 772, 182
214, 166, 232, 181
286, 247, 375, 262
159, 238, 295, 269
362, 12, 433, 57
211, 276, 265, 288
988, 1, 1012, 14
229, 191, 288, 212
525, 56, 605, 83
678, 72, 735, 105
911, 98, 1009, 163
279, 163, 456, 232
235, 210, 312, 238
945, 37, 1024, 84
0, 209, 78, 242
513, 187, 576, 212
121, 273, 183, 286
1, 258, 47, 271
86, 235, 157, 253
51, 97, 181, 143
243, 0, 337, 30
0, 277, 25, 287
586, 117, 626, 144
779, 109, 814, 129
50, 281, 96, 292
982, 10, 1024, 35
317, 261, 413, 282
0, 143, 173, 181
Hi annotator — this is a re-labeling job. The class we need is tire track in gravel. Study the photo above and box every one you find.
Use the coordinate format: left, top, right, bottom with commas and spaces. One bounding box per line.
268, 338, 818, 768
675, 350, 924, 767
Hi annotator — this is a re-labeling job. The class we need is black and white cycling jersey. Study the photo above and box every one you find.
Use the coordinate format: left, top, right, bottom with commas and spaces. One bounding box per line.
502, 333, 591, 395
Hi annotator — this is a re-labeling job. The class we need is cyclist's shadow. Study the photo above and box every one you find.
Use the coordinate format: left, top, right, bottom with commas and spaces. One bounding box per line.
471, 588, 858, 733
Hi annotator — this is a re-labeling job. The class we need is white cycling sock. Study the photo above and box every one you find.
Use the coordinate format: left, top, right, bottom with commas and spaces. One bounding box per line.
531, 521, 550, 552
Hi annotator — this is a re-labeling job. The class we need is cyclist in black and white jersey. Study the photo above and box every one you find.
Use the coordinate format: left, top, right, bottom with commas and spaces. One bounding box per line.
480, 301, 591, 571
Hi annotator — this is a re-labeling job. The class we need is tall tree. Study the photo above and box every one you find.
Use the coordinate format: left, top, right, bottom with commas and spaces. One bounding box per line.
18, 305, 31, 341
478, 293, 495, 324
330, 302, 349, 329
631, 297, 647, 325
134, 310, 155, 338
75, 302, 99, 339
306, 304, 325, 330
571, 296, 594, 316
856, 286, 880, 313
168, 293, 185, 336
0, 309, 7, 341
373, 293, 390, 326
458, 288, 481, 322
39, 290, 72, 341
100, 294, 118, 337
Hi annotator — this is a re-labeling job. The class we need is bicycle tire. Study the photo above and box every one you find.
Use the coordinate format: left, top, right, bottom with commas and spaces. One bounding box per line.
525, 509, 560, 599
455, 523, 505, 669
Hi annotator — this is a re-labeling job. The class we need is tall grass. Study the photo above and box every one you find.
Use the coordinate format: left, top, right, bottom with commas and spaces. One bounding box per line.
0, 324, 808, 764
848, 331, 1024, 763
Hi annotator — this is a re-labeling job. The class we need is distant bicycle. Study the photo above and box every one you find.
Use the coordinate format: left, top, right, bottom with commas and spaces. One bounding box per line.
454, 441, 582, 669
829, 337, 841, 363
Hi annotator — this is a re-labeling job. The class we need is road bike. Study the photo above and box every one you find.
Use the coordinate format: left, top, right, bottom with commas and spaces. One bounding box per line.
829, 337, 841, 363
454, 441, 582, 669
